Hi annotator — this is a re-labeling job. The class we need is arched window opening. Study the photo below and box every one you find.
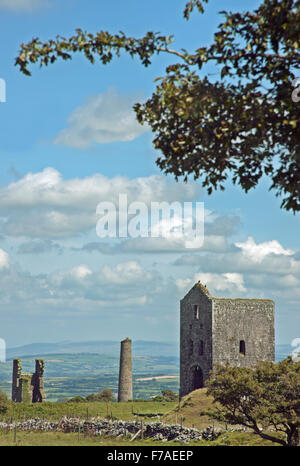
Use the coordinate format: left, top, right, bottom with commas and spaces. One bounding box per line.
192, 365, 203, 390
239, 340, 246, 356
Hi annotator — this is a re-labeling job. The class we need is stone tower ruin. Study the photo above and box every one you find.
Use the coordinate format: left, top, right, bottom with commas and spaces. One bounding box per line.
180, 282, 275, 399
118, 338, 133, 402
12, 358, 45, 403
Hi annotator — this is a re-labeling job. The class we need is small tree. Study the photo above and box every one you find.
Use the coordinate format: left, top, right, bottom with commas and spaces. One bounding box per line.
67, 395, 86, 403
161, 390, 178, 402
205, 357, 300, 446
96, 389, 114, 402
0, 390, 9, 415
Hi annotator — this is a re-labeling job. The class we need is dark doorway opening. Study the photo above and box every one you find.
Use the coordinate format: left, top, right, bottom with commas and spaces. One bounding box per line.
192, 365, 203, 390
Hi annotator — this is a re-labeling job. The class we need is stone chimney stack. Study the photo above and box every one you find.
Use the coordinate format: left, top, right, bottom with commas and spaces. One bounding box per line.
118, 338, 133, 402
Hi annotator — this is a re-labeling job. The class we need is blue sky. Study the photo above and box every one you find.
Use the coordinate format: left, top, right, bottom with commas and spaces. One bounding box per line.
0, 0, 299, 349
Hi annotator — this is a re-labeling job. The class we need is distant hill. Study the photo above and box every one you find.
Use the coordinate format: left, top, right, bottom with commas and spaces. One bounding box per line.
6, 340, 179, 359
6, 340, 291, 361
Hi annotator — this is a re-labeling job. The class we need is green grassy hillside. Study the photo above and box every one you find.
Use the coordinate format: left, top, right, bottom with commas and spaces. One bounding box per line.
0, 391, 286, 446
2, 399, 175, 422
162, 388, 217, 430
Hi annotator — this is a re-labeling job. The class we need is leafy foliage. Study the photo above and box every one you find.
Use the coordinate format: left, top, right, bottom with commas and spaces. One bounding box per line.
205, 357, 300, 446
15, 0, 300, 211
152, 390, 178, 402
0, 390, 8, 414
67, 395, 86, 403
67, 388, 115, 402
86, 388, 115, 402
161, 390, 178, 401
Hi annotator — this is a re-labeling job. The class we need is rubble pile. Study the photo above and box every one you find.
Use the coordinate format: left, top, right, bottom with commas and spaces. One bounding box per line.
0, 417, 226, 442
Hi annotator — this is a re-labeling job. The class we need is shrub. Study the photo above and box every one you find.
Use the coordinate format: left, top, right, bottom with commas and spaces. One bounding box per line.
67, 395, 86, 403
0, 390, 9, 414
86, 389, 115, 402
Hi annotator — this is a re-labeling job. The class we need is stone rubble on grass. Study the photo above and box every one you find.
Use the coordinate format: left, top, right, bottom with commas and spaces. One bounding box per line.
0, 417, 241, 442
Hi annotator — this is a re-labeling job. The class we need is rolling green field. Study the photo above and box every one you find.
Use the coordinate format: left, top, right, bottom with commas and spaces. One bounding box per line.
0, 393, 282, 446
1, 399, 176, 422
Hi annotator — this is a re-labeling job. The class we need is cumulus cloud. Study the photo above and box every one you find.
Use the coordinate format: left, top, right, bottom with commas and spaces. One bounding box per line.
173, 234, 300, 300
235, 236, 294, 262
176, 272, 246, 296
101, 261, 151, 285
0, 167, 201, 239
54, 88, 148, 148
0, 259, 164, 316
84, 234, 226, 254
0, 0, 49, 10
47, 260, 157, 302
246, 273, 300, 291
177, 250, 300, 276
174, 236, 300, 274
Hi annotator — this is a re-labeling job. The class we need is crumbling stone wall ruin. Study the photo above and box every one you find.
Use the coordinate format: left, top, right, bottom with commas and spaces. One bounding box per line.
12, 358, 45, 403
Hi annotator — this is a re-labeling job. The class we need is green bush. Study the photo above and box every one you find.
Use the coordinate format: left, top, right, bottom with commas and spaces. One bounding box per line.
67, 395, 86, 403
152, 390, 178, 402
86, 389, 115, 402
151, 395, 164, 402
0, 390, 9, 414
161, 390, 178, 402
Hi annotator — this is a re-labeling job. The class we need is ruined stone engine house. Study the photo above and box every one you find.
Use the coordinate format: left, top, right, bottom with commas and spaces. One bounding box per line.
12, 358, 45, 403
180, 282, 275, 399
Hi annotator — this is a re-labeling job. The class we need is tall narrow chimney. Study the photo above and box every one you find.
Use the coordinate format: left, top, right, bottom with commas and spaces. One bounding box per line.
118, 338, 133, 402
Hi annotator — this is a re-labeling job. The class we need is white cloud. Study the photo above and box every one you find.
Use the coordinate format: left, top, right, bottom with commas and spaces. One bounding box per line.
101, 261, 151, 285
0, 258, 163, 316
246, 273, 300, 290
0, 167, 201, 239
118, 234, 226, 253
175, 248, 300, 276
235, 236, 294, 263
69, 265, 92, 280
176, 272, 246, 295
54, 88, 148, 148
0, 0, 48, 10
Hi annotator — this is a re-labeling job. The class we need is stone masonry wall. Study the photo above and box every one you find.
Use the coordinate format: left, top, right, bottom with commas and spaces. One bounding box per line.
212, 298, 274, 367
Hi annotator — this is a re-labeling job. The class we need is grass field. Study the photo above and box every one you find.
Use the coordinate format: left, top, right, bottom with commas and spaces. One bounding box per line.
0, 389, 287, 446
0, 430, 278, 446
2, 399, 176, 423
